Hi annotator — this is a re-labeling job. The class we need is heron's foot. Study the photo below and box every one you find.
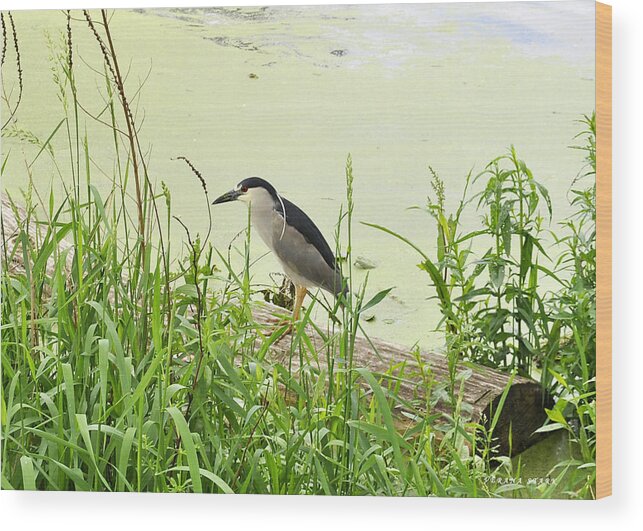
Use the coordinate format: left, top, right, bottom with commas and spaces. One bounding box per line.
270, 318, 293, 341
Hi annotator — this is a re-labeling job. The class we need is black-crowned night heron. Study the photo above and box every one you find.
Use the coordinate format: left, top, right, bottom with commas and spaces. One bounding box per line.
213, 177, 346, 323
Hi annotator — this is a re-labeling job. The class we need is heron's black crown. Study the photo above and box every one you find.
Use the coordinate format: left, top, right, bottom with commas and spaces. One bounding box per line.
238, 177, 279, 200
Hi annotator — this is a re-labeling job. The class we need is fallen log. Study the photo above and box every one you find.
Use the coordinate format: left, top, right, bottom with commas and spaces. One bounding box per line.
1, 192, 551, 456
252, 303, 552, 457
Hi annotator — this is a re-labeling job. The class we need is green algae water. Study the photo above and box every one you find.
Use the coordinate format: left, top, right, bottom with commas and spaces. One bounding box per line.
1, 3, 594, 348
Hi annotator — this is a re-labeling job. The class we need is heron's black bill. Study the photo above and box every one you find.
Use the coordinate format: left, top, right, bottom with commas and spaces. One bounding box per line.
212, 189, 241, 205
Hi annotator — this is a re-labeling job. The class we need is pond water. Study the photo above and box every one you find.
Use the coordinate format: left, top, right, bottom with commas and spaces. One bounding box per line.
2, 3, 595, 348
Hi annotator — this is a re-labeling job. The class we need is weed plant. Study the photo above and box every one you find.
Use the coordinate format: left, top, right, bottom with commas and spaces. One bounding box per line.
367, 116, 597, 498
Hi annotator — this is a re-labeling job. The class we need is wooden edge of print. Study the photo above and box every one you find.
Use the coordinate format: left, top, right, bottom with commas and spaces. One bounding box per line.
596, 1, 612, 499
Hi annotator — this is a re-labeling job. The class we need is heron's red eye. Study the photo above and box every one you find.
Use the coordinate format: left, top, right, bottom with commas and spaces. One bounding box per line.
241, 185, 248, 193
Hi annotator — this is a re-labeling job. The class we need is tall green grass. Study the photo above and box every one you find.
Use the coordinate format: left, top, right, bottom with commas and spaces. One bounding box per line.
1, 10, 595, 498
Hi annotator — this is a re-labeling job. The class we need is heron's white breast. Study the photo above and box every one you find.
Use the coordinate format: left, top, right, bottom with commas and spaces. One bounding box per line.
244, 187, 280, 251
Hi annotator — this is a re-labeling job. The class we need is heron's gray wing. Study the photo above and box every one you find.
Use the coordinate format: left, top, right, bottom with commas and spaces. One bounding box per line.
270, 206, 343, 295
276, 198, 337, 271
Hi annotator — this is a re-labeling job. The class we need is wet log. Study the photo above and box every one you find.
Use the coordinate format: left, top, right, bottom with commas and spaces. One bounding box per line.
252, 304, 552, 457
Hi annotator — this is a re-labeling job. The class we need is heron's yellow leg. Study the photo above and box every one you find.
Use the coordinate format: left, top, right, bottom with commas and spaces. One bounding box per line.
273, 286, 307, 342
292, 286, 308, 322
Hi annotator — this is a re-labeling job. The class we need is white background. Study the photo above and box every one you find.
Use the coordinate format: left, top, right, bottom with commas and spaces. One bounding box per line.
0, 0, 639, 529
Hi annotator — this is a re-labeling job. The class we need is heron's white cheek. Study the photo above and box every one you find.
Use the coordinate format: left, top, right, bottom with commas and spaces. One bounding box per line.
244, 188, 275, 208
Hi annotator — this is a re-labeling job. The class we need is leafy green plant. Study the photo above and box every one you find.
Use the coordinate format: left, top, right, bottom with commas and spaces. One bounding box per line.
542, 114, 596, 396
366, 147, 553, 379
364, 120, 596, 499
